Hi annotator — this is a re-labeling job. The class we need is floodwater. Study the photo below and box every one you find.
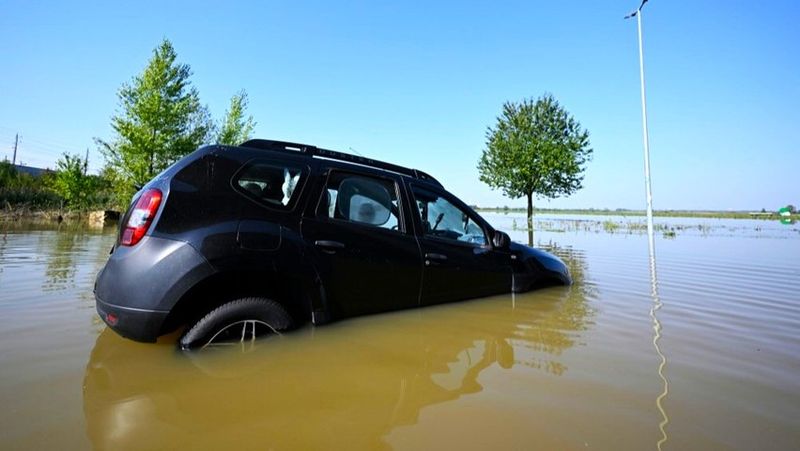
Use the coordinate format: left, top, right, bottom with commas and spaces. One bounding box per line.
1, 215, 799, 450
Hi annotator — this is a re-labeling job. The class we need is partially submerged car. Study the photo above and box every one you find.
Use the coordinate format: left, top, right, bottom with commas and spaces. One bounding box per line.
94, 139, 571, 349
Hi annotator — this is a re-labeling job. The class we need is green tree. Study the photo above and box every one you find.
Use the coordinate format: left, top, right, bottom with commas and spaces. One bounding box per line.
0, 160, 38, 190
478, 94, 592, 245
0, 159, 62, 209
217, 90, 256, 145
96, 38, 212, 208
50, 153, 94, 211
0, 160, 17, 188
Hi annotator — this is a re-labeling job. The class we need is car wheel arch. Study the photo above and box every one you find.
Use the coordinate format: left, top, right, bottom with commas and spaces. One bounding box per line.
159, 269, 314, 336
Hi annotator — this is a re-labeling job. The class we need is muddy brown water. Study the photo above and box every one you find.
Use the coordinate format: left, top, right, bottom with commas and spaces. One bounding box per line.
0, 216, 798, 450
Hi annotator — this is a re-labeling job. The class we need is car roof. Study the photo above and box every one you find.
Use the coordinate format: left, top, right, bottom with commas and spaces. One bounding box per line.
237, 139, 443, 188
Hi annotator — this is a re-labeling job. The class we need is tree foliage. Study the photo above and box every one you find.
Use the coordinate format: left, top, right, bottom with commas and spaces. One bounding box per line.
0, 160, 19, 188
97, 39, 212, 207
217, 90, 256, 145
49, 153, 94, 210
0, 160, 40, 190
0, 160, 61, 209
478, 94, 592, 243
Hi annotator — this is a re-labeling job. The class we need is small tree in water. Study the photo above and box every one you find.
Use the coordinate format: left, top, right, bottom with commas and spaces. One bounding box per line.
50, 153, 94, 211
96, 39, 212, 208
478, 94, 592, 245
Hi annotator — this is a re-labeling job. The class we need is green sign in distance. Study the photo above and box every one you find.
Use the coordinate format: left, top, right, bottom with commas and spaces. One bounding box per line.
778, 207, 792, 225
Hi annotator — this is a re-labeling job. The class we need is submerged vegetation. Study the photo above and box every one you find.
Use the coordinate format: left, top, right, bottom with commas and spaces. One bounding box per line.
602, 220, 619, 233
496, 214, 795, 240
477, 206, 800, 221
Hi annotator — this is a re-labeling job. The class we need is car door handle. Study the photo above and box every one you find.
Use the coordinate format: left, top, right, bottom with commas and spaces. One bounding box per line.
315, 240, 345, 250
424, 253, 448, 266
473, 246, 490, 255
425, 253, 447, 261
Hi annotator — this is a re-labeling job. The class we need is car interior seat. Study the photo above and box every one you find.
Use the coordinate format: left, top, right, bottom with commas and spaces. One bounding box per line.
243, 182, 263, 197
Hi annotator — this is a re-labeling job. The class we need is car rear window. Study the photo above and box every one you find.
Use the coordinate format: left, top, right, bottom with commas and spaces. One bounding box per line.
233, 161, 305, 209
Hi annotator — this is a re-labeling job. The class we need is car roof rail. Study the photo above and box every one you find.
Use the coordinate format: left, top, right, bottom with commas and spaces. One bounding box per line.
239, 139, 443, 187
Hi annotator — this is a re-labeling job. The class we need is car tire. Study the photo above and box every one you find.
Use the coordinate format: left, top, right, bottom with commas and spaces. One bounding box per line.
179, 297, 294, 350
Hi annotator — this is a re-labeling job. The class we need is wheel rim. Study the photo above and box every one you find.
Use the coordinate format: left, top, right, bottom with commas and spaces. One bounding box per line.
201, 319, 281, 350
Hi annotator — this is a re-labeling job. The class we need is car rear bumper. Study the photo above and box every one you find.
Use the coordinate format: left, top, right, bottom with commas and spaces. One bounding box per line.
95, 296, 168, 343
94, 236, 216, 342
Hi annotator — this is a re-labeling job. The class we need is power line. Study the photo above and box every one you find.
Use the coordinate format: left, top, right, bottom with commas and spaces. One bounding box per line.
19, 136, 83, 153
0, 126, 88, 154
0, 129, 95, 160
1, 132, 104, 173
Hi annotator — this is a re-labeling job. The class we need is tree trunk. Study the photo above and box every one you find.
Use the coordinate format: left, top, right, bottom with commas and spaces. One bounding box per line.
527, 192, 534, 246
149, 128, 157, 179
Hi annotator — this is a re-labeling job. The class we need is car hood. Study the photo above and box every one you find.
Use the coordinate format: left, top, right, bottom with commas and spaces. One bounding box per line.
509, 242, 572, 285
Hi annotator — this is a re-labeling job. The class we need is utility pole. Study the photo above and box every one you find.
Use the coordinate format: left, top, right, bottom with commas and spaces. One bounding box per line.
84, 148, 89, 175
625, 0, 655, 242
12, 134, 18, 166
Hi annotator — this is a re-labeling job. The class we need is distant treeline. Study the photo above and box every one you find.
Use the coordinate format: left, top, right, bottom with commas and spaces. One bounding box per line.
473, 206, 799, 220
1, 159, 113, 214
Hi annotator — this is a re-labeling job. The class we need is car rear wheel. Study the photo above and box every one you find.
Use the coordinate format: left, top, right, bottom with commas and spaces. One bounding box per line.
179, 297, 294, 350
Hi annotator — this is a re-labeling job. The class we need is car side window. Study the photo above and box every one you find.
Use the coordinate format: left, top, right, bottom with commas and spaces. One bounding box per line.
234, 162, 304, 209
411, 186, 487, 246
319, 172, 401, 231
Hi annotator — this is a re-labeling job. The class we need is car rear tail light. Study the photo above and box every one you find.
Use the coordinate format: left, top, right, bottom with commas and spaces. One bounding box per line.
121, 188, 162, 246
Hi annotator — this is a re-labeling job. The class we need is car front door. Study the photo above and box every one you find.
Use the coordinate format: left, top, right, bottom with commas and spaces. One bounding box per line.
409, 184, 511, 305
301, 169, 422, 318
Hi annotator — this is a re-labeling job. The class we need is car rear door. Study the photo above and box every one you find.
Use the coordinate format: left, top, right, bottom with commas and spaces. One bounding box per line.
409, 184, 511, 305
301, 168, 423, 318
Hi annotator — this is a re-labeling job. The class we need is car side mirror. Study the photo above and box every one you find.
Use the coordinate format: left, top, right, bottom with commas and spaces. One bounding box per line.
492, 231, 510, 250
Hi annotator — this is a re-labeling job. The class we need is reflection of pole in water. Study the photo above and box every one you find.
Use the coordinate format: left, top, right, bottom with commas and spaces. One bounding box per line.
511, 286, 516, 310
648, 226, 669, 450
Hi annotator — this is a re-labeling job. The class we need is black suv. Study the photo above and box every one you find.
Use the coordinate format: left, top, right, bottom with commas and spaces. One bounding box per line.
94, 139, 570, 349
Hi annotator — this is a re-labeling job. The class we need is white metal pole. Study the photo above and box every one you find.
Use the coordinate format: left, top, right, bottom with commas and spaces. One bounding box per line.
637, 10, 655, 239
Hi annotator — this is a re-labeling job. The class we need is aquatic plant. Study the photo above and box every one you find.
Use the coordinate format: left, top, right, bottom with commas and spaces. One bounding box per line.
602, 220, 619, 233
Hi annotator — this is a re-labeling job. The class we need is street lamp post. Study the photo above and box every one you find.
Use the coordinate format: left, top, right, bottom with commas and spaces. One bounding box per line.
627, 5, 669, 449
626, 0, 655, 241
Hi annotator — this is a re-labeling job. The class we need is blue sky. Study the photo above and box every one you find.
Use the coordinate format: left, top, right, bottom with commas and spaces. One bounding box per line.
1, 1, 798, 210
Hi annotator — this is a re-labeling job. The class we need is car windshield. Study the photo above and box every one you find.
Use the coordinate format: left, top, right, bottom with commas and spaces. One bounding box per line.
412, 186, 487, 246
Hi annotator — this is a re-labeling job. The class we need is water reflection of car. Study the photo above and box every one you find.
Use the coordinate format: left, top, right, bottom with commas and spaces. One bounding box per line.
94, 139, 571, 349
84, 286, 588, 449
